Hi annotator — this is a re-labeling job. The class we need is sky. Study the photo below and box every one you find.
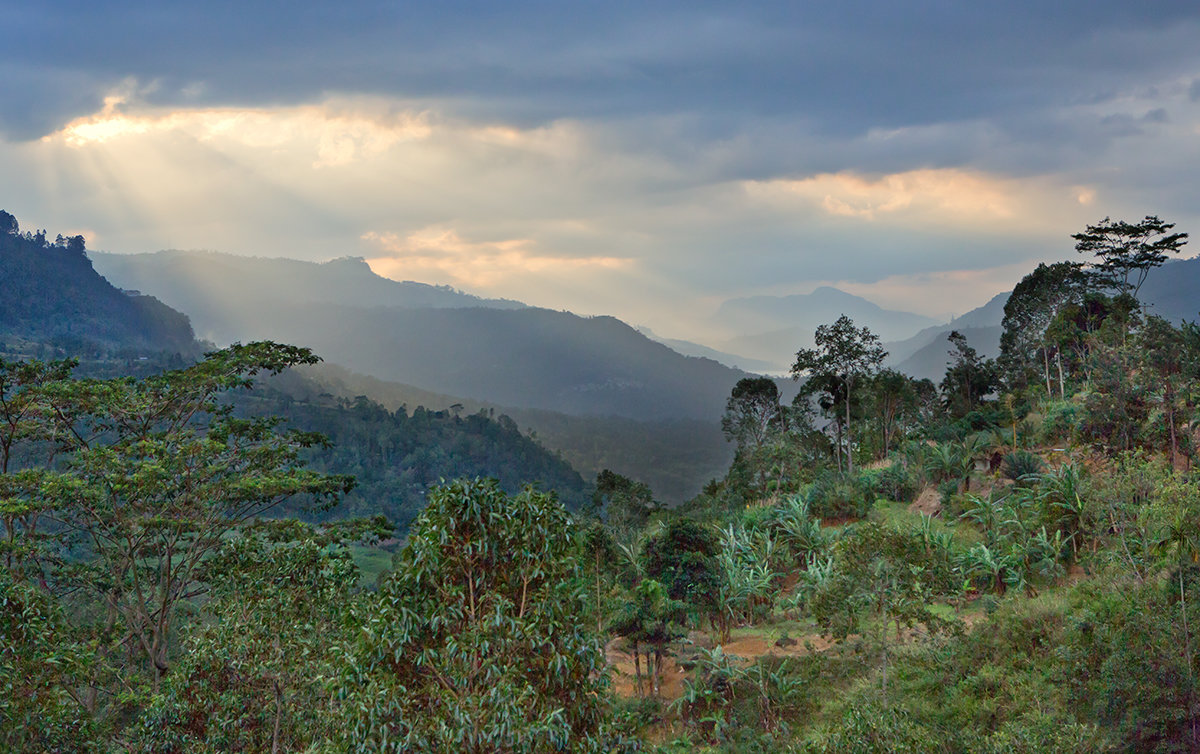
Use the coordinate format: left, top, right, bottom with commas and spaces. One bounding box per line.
5, 1, 1200, 343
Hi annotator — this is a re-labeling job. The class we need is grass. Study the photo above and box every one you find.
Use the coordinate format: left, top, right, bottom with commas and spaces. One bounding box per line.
347, 543, 395, 587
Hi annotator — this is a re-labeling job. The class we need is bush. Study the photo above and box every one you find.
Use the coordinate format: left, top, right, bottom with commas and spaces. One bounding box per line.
874, 463, 919, 504
1001, 450, 1045, 484
807, 471, 875, 520
1036, 399, 1081, 446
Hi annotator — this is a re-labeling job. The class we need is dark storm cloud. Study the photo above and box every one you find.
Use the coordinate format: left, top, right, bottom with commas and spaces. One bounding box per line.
5, 0, 1200, 143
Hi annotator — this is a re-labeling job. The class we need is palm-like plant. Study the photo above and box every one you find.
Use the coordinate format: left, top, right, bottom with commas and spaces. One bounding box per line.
960, 493, 1006, 547
771, 495, 828, 564
961, 543, 1017, 595
1036, 464, 1090, 557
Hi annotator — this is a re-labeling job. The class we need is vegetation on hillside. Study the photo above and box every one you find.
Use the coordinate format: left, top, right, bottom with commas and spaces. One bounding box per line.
8, 214, 1200, 752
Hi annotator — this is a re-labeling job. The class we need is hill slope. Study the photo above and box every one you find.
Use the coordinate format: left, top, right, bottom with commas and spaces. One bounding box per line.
0, 212, 196, 355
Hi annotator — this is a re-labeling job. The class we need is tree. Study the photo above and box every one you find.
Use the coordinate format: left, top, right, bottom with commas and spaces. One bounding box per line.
999, 262, 1087, 396
1139, 316, 1200, 467
132, 535, 360, 753
0, 210, 17, 235
1, 342, 355, 715
334, 479, 629, 752
608, 578, 687, 698
721, 377, 784, 452
592, 469, 657, 538
1073, 215, 1188, 299
940, 330, 999, 419
640, 517, 721, 616
791, 316, 887, 474
42, 344, 354, 689
864, 368, 923, 459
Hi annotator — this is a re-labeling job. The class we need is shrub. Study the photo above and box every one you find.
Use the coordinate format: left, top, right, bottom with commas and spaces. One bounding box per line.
874, 463, 919, 504
1002, 451, 1045, 484
807, 471, 875, 520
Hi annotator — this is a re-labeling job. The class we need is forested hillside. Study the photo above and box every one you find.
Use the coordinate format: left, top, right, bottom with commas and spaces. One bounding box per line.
241, 388, 589, 527
0, 211, 196, 355
282, 361, 734, 504
0, 210, 595, 528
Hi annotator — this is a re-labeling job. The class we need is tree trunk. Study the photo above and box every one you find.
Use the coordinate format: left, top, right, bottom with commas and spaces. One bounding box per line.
1043, 347, 1052, 399
652, 649, 662, 696
1056, 350, 1065, 399
632, 641, 642, 697
845, 388, 854, 474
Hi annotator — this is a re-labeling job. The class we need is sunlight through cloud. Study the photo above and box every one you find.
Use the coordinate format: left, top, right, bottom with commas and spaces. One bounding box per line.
362, 227, 632, 290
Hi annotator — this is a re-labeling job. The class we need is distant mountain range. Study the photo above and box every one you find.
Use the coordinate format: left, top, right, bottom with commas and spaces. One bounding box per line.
93, 250, 749, 421
635, 326, 779, 373
0, 213, 599, 521
92, 251, 524, 345
710, 286, 943, 372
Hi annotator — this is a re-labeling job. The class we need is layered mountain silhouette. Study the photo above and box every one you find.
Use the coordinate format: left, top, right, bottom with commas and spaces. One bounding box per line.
712, 286, 942, 372
92, 250, 749, 421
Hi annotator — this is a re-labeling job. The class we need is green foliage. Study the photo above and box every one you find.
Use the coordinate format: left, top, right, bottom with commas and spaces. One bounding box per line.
594, 468, 659, 537
641, 518, 721, 614
872, 462, 919, 504
940, 330, 1000, 419
0, 573, 99, 753
806, 470, 876, 520
674, 648, 808, 746
335, 478, 630, 752
1000, 449, 1044, 483
132, 536, 360, 753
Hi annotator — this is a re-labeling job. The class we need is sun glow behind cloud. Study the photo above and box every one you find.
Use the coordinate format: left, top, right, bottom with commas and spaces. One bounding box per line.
2, 82, 1165, 345
743, 169, 1093, 231
48, 95, 433, 167
362, 227, 632, 289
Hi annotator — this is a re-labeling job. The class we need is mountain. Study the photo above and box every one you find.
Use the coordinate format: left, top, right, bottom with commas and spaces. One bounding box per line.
93, 250, 750, 421
635, 326, 778, 373
1139, 256, 1200, 323
91, 250, 523, 345
0, 212, 196, 356
883, 292, 1008, 380
893, 326, 1003, 383
712, 286, 942, 371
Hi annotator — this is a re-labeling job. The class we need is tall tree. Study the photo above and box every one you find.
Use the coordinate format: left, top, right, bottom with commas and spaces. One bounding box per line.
791, 315, 887, 474
1072, 215, 1188, 299
940, 330, 999, 419
999, 261, 1087, 396
721, 376, 784, 453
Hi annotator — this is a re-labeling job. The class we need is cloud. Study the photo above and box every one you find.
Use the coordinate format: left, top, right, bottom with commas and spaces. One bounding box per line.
741, 169, 1095, 236
47, 93, 432, 167
362, 227, 632, 289
7, 3, 1200, 348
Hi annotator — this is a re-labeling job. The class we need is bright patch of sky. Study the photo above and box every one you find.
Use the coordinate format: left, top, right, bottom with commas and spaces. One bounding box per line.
4, 1, 1200, 343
